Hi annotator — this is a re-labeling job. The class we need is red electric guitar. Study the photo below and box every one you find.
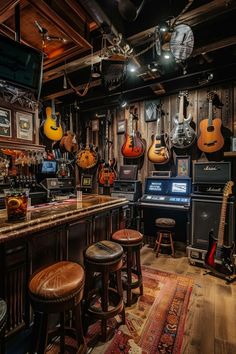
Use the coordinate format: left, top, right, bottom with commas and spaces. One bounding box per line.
205, 181, 235, 278
121, 107, 145, 158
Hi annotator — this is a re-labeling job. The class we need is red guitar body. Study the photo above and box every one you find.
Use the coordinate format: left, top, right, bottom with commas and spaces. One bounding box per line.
98, 163, 117, 187
121, 132, 145, 158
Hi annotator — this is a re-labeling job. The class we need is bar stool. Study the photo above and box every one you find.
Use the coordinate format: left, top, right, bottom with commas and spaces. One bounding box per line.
154, 218, 175, 257
112, 229, 143, 307
83, 240, 125, 342
0, 299, 7, 354
28, 261, 86, 354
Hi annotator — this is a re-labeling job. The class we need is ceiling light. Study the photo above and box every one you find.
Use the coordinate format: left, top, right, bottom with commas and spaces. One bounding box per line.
160, 22, 169, 32
148, 62, 159, 72
163, 52, 170, 60
129, 65, 137, 73
91, 65, 101, 78
121, 100, 127, 108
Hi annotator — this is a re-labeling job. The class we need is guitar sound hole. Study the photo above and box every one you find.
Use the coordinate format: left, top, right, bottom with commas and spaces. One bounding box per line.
207, 126, 214, 132
50, 126, 59, 131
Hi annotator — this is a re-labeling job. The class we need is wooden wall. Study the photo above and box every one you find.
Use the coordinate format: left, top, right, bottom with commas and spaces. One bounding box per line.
105, 82, 236, 185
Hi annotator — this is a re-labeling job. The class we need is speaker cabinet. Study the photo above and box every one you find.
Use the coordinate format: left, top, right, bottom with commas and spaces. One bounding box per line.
191, 196, 235, 250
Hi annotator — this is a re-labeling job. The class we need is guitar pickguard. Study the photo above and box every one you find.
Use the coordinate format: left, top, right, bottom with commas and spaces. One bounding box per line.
170, 119, 196, 148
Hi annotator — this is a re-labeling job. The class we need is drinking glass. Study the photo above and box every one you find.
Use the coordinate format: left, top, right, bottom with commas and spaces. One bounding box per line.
4, 189, 29, 221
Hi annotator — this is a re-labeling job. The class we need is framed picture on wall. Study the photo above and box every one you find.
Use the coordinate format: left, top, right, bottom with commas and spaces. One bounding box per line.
144, 99, 160, 122
176, 156, 191, 177
0, 107, 11, 138
117, 120, 125, 134
16, 111, 33, 141
91, 119, 99, 131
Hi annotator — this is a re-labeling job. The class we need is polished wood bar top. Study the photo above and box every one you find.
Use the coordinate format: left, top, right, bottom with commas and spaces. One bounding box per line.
0, 194, 128, 244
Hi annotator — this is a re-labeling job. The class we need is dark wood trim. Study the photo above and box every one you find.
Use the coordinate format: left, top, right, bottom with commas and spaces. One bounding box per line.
193, 35, 236, 57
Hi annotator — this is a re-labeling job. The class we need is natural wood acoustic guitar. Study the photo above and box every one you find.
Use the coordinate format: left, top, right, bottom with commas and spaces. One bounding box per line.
197, 92, 224, 153
98, 111, 117, 187
121, 107, 145, 158
205, 181, 235, 278
147, 104, 171, 164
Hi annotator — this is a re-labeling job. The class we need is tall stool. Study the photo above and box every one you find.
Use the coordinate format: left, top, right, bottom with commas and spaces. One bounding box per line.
112, 229, 143, 307
83, 240, 125, 342
154, 218, 175, 257
28, 261, 86, 354
0, 299, 7, 354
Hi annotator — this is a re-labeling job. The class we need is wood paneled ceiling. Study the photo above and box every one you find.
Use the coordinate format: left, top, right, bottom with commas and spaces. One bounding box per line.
0, 0, 236, 109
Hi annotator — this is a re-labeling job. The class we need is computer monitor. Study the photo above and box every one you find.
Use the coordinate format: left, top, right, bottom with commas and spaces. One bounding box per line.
170, 179, 191, 195
41, 160, 57, 174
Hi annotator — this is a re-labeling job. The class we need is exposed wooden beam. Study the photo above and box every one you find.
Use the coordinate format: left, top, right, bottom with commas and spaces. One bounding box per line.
64, 0, 98, 31
43, 79, 101, 100
28, 0, 92, 49
0, 0, 19, 21
193, 35, 236, 57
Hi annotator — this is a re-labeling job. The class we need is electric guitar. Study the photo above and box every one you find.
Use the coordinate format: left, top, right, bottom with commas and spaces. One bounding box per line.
170, 91, 196, 149
121, 107, 145, 158
205, 181, 235, 277
98, 111, 117, 187
197, 92, 224, 153
43, 99, 63, 141
76, 123, 98, 169
147, 104, 171, 164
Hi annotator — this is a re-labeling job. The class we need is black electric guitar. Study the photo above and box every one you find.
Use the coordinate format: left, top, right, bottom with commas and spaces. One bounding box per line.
170, 91, 196, 149
205, 181, 235, 277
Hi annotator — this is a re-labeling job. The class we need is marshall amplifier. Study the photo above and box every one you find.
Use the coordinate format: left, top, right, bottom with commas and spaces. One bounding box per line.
111, 180, 142, 202
193, 162, 231, 185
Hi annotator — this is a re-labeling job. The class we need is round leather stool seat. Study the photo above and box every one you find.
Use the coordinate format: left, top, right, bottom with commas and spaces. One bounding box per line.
155, 218, 175, 228
112, 229, 143, 245
29, 261, 84, 300
83, 240, 125, 342
112, 229, 143, 307
29, 261, 86, 354
85, 240, 123, 263
0, 298, 7, 354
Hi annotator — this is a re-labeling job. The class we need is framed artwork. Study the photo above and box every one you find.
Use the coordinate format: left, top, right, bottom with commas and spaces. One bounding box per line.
117, 120, 125, 134
0, 107, 11, 137
91, 119, 99, 131
176, 156, 191, 177
231, 137, 236, 151
144, 99, 160, 122
16, 111, 33, 141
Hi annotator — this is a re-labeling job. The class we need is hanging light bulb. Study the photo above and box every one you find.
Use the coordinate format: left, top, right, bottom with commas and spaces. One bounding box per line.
63, 70, 67, 89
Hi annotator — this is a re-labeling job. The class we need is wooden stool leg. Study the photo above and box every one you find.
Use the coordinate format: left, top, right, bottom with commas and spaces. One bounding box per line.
38, 312, 49, 354
116, 269, 125, 324
30, 311, 42, 354
59, 312, 65, 354
156, 232, 163, 257
101, 271, 109, 341
74, 302, 87, 353
170, 232, 175, 257
136, 248, 143, 296
126, 247, 132, 307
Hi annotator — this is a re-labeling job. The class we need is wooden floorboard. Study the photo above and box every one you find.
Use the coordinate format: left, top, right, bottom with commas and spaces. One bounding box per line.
140, 245, 236, 354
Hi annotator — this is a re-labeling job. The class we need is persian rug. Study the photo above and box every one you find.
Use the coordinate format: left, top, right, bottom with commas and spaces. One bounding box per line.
46, 266, 193, 354
103, 266, 193, 354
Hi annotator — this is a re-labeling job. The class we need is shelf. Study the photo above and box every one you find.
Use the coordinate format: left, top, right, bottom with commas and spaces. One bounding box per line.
224, 152, 236, 157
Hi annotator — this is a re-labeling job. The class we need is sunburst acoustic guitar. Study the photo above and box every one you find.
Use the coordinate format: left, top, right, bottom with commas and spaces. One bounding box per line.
147, 103, 170, 164
197, 92, 224, 153
43, 99, 63, 141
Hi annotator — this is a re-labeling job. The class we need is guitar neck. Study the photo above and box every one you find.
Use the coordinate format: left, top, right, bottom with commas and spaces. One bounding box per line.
217, 196, 228, 246
208, 99, 213, 126
178, 95, 185, 123
85, 126, 90, 149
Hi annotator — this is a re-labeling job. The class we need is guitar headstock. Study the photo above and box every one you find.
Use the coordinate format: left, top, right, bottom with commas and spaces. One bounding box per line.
156, 103, 165, 118
207, 91, 216, 102
223, 181, 234, 197
179, 91, 188, 99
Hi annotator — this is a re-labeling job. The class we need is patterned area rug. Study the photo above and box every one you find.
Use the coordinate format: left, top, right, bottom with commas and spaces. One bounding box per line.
103, 266, 193, 354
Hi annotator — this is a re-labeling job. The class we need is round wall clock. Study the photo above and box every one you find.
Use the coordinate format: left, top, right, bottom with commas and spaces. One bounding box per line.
170, 24, 194, 61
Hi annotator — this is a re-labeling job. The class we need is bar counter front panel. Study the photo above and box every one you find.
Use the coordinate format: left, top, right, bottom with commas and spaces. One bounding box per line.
0, 195, 129, 337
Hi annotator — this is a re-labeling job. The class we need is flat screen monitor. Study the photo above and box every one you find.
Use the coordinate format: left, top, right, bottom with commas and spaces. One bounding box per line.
144, 179, 166, 195
171, 182, 187, 194
0, 34, 43, 99
144, 177, 191, 196
41, 160, 57, 174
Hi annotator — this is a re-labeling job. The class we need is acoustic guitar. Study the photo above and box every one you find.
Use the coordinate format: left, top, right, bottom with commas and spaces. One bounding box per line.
76, 123, 98, 169
205, 181, 235, 278
43, 99, 63, 141
60, 110, 78, 153
121, 107, 145, 158
197, 92, 224, 153
170, 91, 196, 149
147, 104, 171, 164
98, 111, 117, 187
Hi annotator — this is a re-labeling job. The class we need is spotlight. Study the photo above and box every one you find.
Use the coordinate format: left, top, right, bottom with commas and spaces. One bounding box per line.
128, 65, 137, 73
163, 52, 170, 60
198, 72, 214, 86
148, 61, 159, 72
121, 100, 127, 108
159, 22, 169, 32
91, 65, 101, 78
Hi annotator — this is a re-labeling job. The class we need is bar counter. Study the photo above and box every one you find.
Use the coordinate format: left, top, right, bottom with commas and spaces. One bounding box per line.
0, 194, 128, 243
0, 194, 129, 337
